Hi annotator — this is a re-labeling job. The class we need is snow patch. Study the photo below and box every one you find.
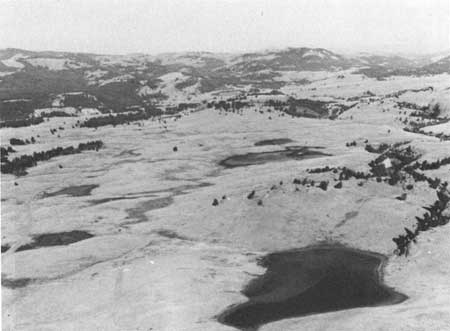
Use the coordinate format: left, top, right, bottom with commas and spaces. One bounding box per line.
34, 107, 101, 117
137, 86, 154, 96
85, 69, 109, 85
26, 58, 89, 70
302, 50, 326, 59
98, 74, 134, 86
2, 54, 26, 69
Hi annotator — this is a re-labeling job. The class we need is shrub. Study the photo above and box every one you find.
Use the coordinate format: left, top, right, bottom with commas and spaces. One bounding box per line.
10, 138, 27, 146
318, 181, 329, 191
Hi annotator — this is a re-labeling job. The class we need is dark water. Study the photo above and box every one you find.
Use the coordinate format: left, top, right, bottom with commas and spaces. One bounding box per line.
16, 231, 94, 252
1, 244, 10, 253
219, 146, 329, 168
154, 229, 190, 240
218, 245, 407, 330
42, 184, 99, 198
254, 138, 294, 146
1, 277, 33, 289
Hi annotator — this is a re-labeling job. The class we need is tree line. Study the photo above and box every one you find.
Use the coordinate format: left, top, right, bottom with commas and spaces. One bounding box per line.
393, 184, 449, 256
1, 140, 103, 176
79, 109, 163, 128
0, 117, 44, 128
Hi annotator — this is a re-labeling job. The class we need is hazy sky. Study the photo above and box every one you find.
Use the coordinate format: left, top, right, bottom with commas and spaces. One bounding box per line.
1, 0, 449, 55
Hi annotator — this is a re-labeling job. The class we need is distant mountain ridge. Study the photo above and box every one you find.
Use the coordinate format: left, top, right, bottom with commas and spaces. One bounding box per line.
1, 47, 449, 121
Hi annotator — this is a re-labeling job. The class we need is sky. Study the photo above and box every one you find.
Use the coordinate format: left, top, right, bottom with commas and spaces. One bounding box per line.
1, 0, 449, 55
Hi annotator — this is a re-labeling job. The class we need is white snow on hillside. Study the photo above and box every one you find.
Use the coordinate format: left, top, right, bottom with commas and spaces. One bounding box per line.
137, 86, 154, 97
84, 69, 109, 84
2, 54, 26, 69
303, 50, 327, 59
422, 121, 450, 135
431, 91, 450, 118
34, 107, 101, 117
98, 74, 134, 86
2, 98, 30, 103
25, 58, 89, 70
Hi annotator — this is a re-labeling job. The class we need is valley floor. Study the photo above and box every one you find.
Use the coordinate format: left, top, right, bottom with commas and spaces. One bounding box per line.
2, 75, 450, 331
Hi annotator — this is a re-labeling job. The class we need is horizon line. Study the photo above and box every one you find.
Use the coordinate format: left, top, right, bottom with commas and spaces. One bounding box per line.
2, 45, 450, 58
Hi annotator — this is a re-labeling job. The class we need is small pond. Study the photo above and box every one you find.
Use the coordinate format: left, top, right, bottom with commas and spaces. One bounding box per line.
16, 231, 94, 252
218, 244, 407, 330
219, 146, 330, 168
42, 184, 99, 198
254, 138, 294, 146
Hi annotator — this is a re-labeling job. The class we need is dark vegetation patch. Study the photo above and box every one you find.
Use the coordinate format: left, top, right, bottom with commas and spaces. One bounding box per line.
207, 100, 251, 112
365, 143, 391, 154
88, 196, 146, 205
0, 68, 87, 105
174, 76, 198, 90
0, 68, 91, 121
417, 57, 450, 75
403, 119, 450, 141
254, 138, 293, 146
1, 140, 103, 176
284, 98, 330, 118
0, 99, 36, 122
292, 177, 333, 191
336, 211, 359, 228
79, 109, 163, 128
396, 101, 429, 114
9, 137, 36, 145
123, 197, 174, 224
1, 276, 33, 289
41, 184, 99, 198
166, 102, 200, 113
154, 229, 189, 240
298, 143, 450, 257
0, 117, 44, 128
0, 146, 16, 162
61, 92, 104, 109
263, 98, 330, 118
307, 165, 337, 174
16, 230, 94, 252
356, 61, 448, 78
399, 104, 450, 140
89, 183, 212, 206
117, 149, 142, 157
307, 144, 437, 187
318, 181, 329, 191
392, 185, 449, 256
416, 156, 450, 171
218, 245, 406, 330
91, 81, 148, 112
219, 146, 330, 168
356, 67, 415, 80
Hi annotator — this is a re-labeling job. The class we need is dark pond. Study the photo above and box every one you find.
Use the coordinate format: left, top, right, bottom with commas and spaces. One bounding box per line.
219, 146, 330, 168
218, 245, 407, 330
16, 231, 94, 252
42, 184, 99, 198
1, 244, 10, 253
154, 229, 190, 240
1, 277, 33, 289
254, 138, 294, 146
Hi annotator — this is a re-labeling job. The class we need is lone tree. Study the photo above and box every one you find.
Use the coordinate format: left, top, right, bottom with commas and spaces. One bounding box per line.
247, 190, 256, 199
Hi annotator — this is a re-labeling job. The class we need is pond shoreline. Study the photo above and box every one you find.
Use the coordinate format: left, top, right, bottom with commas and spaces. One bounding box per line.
218, 243, 407, 330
